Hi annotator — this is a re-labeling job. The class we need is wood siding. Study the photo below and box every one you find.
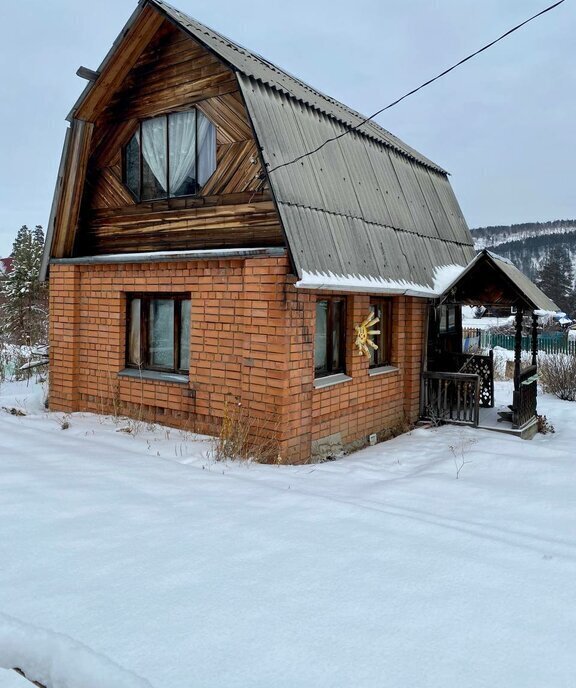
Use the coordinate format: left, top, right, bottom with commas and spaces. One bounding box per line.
75, 19, 284, 256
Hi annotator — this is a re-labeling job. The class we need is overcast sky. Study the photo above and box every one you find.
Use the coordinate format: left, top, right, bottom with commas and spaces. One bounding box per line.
0, 0, 573, 256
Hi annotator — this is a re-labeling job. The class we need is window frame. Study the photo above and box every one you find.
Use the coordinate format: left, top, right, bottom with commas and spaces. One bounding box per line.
122, 108, 216, 203
126, 293, 191, 375
314, 296, 347, 379
369, 298, 393, 368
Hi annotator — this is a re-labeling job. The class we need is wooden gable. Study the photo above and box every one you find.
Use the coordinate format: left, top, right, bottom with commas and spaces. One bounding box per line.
65, 14, 283, 257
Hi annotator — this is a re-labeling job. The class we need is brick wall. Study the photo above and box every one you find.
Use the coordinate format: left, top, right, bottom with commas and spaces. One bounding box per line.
283, 283, 427, 461
49, 256, 427, 463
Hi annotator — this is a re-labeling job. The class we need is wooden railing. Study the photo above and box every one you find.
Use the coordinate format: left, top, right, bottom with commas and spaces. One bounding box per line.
422, 372, 480, 427
513, 364, 538, 429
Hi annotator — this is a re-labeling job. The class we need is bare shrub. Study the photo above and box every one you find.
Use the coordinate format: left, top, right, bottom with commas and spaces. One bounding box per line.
212, 399, 280, 463
539, 353, 576, 401
537, 414, 555, 434
449, 436, 478, 479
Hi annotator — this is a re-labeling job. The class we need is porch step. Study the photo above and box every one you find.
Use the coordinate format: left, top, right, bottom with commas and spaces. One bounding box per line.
497, 410, 513, 423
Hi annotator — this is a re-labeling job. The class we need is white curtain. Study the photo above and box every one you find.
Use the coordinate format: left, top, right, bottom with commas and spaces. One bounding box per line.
197, 112, 216, 186
128, 299, 141, 366
168, 111, 197, 195
142, 118, 168, 191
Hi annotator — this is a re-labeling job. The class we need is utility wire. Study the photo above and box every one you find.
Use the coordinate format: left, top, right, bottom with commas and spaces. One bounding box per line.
266, 0, 565, 175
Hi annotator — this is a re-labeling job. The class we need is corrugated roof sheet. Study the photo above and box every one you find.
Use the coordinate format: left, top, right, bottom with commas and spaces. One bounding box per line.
149, 0, 446, 173
238, 76, 475, 288
487, 251, 559, 311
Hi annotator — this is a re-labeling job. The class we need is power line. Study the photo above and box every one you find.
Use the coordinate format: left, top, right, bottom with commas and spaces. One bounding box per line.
266, 0, 565, 176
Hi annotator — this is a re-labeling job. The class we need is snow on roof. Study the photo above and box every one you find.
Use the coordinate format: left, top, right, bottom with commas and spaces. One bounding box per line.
295, 263, 466, 297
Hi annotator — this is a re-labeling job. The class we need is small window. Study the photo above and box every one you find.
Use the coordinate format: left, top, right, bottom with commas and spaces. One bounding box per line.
314, 297, 346, 378
127, 294, 191, 374
123, 109, 217, 202
369, 299, 392, 368
439, 304, 458, 334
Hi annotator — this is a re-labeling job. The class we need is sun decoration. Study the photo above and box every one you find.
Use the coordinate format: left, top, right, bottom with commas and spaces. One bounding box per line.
355, 312, 380, 358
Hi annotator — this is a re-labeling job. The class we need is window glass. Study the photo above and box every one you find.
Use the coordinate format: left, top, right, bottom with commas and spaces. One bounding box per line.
369, 300, 392, 367
128, 298, 141, 366
149, 299, 174, 368
439, 305, 457, 334
332, 300, 343, 371
128, 295, 190, 374
197, 111, 217, 186
369, 303, 380, 367
125, 132, 140, 199
314, 301, 328, 374
124, 111, 216, 201
179, 299, 191, 371
141, 117, 168, 200
169, 111, 197, 197
314, 298, 346, 378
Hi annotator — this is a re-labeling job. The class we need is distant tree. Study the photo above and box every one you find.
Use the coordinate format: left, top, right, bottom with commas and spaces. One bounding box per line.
535, 246, 575, 315
0, 225, 48, 346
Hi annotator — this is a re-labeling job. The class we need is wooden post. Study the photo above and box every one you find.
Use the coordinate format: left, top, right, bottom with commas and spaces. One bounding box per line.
514, 307, 524, 392
512, 307, 524, 426
489, 348, 494, 409
531, 312, 538, 367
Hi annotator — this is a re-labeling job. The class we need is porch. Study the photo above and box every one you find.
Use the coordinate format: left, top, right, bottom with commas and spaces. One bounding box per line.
420, 250, 558, 438
421, 350, 539, 439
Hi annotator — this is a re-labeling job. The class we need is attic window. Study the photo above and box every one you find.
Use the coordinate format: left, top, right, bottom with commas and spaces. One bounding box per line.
123, 109, 216, 201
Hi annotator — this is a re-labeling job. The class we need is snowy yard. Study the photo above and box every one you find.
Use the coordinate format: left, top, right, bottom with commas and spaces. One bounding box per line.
0, 379, 575, 688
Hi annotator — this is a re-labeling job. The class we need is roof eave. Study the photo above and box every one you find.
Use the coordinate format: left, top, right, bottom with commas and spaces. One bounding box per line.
40, 126, 72, 282
66, 1, 148, 122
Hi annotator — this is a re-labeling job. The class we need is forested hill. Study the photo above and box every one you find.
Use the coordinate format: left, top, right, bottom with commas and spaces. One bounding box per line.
470, 219, 576, 283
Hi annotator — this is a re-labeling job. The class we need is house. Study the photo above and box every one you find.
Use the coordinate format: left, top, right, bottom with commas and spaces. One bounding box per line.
0, 257, 13, 276
0, 257, 13, 308
41, 0, 557, 462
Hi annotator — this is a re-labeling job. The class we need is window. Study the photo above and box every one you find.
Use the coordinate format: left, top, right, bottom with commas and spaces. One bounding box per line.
369, 299, 392, 368
314, 297, 346, 378
127, 294, 191, 374
123, 109, 217, 201
438, 304, 458, 334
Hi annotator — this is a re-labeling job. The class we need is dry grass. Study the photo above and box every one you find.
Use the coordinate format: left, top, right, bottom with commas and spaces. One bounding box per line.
212, 399, 281, 463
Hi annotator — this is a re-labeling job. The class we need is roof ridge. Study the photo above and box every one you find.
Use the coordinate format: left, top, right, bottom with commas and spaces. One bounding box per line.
147, 0, 447, 174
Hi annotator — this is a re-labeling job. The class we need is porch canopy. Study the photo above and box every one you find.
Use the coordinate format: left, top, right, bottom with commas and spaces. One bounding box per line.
440, 249, 558, 312
436, 249, 559, 430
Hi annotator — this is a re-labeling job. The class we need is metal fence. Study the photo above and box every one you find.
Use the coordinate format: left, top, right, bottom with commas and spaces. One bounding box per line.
463, 328, 576, 355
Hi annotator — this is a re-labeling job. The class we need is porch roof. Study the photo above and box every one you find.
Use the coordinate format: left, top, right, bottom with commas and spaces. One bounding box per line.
440, 249, 558, 312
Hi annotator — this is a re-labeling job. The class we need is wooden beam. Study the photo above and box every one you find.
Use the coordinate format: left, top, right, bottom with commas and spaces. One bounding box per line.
52, 119, 94, 258
76, 66, 100, 81
74, 5, 164, 122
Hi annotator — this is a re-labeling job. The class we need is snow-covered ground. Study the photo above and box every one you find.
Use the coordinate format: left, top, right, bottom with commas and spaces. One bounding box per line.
1, 379, 575, 688
0, 668, 32, 687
